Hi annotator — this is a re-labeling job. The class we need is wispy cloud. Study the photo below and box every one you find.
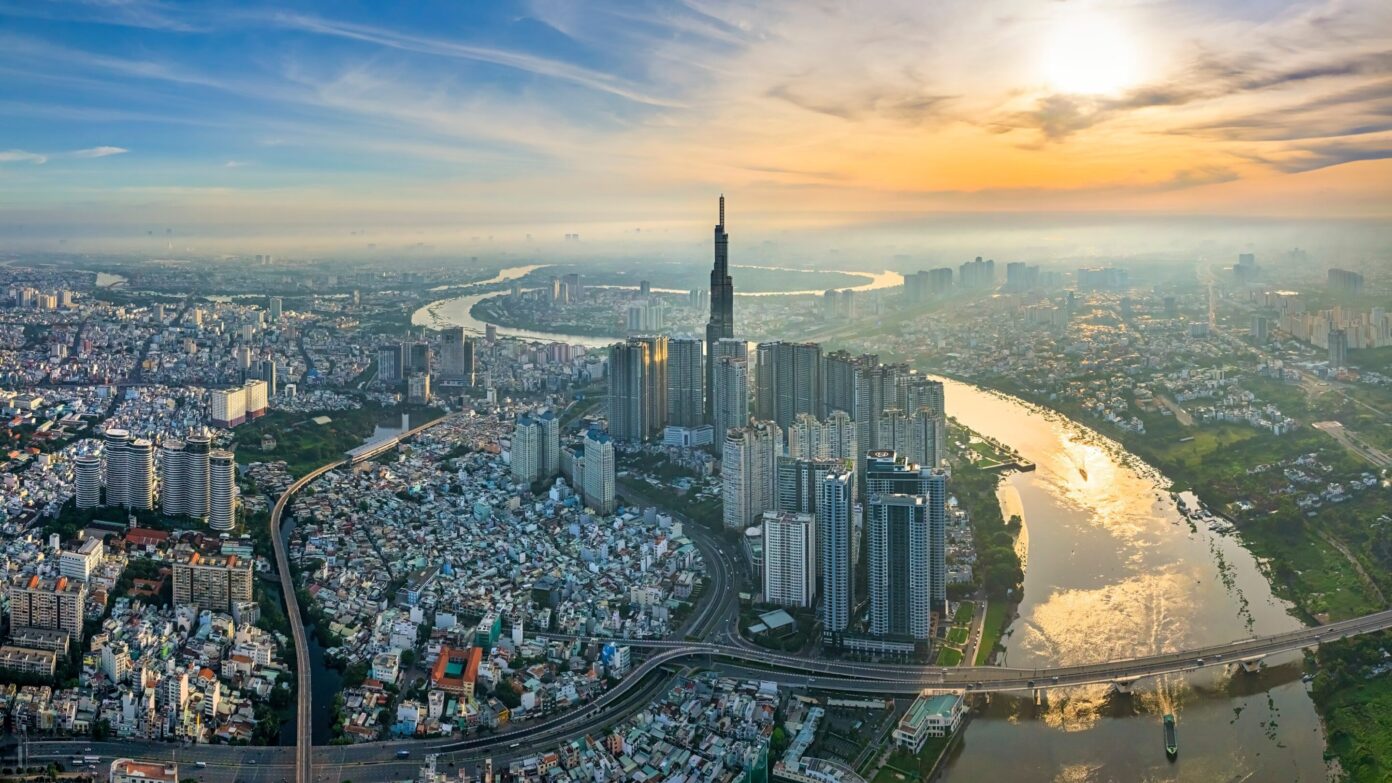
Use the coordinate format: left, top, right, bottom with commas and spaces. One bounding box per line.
224, 160, 247, 168
69, 145, 128, 158
0, 146, 127, 164
0, 149, 48, 165
264, 12, 685, 108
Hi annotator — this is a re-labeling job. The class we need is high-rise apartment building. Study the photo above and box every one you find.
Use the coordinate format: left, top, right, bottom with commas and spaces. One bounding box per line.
901, 375, 945, 418
704, 196, 734, 423
821, 350, 864, 418
8, 575, 86, 640
511, 414, 542, 485
208, 450, 237, 532
761, 511, 815, 609
538, 409, 560, 480
172, 548, 253, 613
74, 454, 101, 508
407, 372, 431, 404
377, 344, 404, 383
1329, 327, 1349, 368
865, 451, 949, 622
210, 387, 247, 428
712, 356, 749, 440
666, 337, 704, 428
630, 335, 668, 435
103, 428, 131, 507
184, 432, 211, 519
125, 438, 154, 510
908, 408, 946, 468
722, 421, 781, 530
405, 342, 431, 374
581, 429, 615, 514
608, 340, 651, 442
268, 296, 283, 322
244, 379, 268, 419
786, 410, 858, 464
866, 493, 932, 640
777, 456, 839, 515
160, 438, 190, 517
755, 341, 823, 428
818, 468, 855, 639
440, 327, 476, 384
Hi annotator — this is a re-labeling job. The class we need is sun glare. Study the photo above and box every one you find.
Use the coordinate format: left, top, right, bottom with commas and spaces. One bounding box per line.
1044, 13, 1139, 95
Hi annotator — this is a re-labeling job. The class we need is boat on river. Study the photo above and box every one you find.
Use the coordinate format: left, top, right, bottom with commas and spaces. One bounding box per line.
1164, 714, 1179, 759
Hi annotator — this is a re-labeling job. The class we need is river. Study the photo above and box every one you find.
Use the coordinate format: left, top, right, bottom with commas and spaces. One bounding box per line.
410, 264, 904, 348
935, 377, 1329, 782
409, 291, 1328, 779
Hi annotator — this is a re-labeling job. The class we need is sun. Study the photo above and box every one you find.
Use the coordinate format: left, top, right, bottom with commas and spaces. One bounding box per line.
1043, 13, 1139, 95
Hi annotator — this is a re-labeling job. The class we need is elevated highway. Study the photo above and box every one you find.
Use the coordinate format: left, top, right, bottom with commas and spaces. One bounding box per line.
268, 415, 449, 783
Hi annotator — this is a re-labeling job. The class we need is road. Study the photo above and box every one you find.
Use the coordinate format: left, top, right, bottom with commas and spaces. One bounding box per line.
270, 459, 341, 783
21, 606, 1392, 780
1312, 420, 1392, 468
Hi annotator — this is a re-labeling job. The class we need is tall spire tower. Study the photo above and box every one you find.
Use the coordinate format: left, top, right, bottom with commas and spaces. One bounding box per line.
705, 195, 735, 425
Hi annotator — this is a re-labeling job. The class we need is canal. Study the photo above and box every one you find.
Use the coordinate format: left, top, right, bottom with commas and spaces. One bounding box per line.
935, 378, 1329, 782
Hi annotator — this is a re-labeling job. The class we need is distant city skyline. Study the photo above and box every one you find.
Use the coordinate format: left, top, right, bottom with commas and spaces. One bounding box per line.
0, 0, 1389, 253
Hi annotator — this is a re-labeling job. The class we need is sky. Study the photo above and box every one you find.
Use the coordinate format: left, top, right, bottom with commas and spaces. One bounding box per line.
0, 0, 1390, 258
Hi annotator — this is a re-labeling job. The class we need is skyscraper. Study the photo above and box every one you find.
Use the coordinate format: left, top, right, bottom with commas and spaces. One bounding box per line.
160, 438, 189, 517
866, 493, 932, 640
1329, 327, 1349, 368
512, 414, 542, 485
901, 375, 945, 418
853, 361, 907, 477
184, 432, 211, 519
538, 409, 560, 480
704, 196, 734, 422
441, 327, 476, 384
126, 438, 154, 510
208, 450, 237, 532
607, 340, 650, 442
74, 454, 101, 509
864, 450, 949, 623
761, 511, 816, 609
630, 335, 668, 435
666, 337, 704, 428
908, 408, 946, 468
103, 428, 131, 507
777, 456, 839, 515
377, 343, 404, 383
818, 467, 855, 640
712, 356, 749, 440
722, 421, 781, 530
581, 429, 615, 514
821, 351, 862, 418
755, 341, 823, 428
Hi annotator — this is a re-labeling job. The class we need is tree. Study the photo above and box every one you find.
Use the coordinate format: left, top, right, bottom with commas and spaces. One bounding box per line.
92, 718, 111, 741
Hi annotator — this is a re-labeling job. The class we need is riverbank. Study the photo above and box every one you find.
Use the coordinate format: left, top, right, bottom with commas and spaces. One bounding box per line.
925, 365, 1389, 781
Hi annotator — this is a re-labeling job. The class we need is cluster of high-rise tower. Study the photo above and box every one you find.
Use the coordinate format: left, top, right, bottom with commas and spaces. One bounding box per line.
604, 198, 951, 655
75, 428, 237, 531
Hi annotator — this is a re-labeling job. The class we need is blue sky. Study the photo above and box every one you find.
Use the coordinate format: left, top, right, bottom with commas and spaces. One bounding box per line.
1, 0, 1390, 254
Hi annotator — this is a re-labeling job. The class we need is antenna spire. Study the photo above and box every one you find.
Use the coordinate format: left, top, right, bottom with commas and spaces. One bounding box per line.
719, 194, 725, 228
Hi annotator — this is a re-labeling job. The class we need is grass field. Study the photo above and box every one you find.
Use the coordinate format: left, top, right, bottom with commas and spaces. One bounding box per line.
975, 601, 1009, 666
937, 647, 963, 666
946, 627, 968, 645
